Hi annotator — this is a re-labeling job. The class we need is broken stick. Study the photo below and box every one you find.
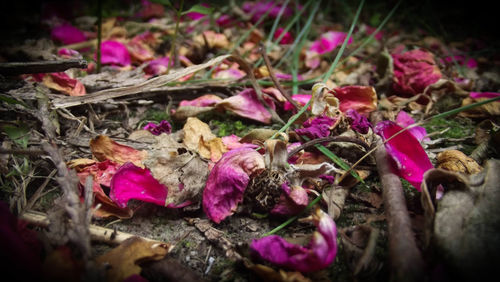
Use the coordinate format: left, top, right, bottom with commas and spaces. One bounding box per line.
0, 59, 88, 75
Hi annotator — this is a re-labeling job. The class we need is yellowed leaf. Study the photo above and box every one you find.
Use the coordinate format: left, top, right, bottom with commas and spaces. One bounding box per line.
437, 150, 482, 174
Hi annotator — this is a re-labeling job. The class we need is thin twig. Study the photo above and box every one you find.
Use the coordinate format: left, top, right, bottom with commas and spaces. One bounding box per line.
0, 59, 88, 75
287, 135, 370, 159
259, 45, 300, 110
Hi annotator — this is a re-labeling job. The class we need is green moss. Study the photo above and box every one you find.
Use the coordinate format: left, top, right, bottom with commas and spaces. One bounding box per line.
423, 117, 474, 139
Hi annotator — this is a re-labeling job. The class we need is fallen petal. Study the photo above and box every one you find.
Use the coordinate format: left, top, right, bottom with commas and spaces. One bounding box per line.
203, 148, 265, 223
41, 72, 86, 96
332, 86, 377, 115
251, 208, 337, 272
345, 109, 371, 134
144, 120, 172, 136
90, 135, 147, 168
98, 40, 131, 67
310, 31, 352, 55
295, 115, 337, 139
395, 111, 430, 142
110, 162, 168, 208
216, 88, 275, 124
51, 24, 86, 45
374, 120, 434, 190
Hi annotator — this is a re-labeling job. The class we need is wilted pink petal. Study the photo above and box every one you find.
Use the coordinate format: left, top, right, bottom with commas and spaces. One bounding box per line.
213, 68, 246, 80
216, 88, 275, 124
470, 92, 500, 99
271, 183, 308, 216
251, 208, 337, 272
203, 148, 265, 223
136, 0, 165, 20
58, 48, 81, 59
441, 55, 477, 69
284, 94, 311, 111
305, 50, 321, 69
98, 40, 131, 67
144, 57, 173, 76
332, 86, 377, 116
310, 31, 352, 55
51, 24, 86, 45
143, 120, 172, 135
295, 115, 336, 139
365, 25, 383, 41
374, 120, 433, 190
127, 32, 155, 63
242, 1, 295, 23
179, 94, 223, 107
274, 27, 293, 44
221, 134, 258, 150
319, 175, 335, 184
42, 72, 86, 96
275, 73, 304, 80
186, 3, 210, 20
345, 109, 371, 134
110, 162, 168, 208
395, 111, 430, 142
216, 14, 232, 27
392, 48, 442, 96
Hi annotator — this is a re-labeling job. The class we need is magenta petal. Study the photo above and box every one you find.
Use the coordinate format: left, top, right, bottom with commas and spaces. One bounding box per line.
271, 183, 308, 216
97, 40, 131, 66
284, 94, 311, 111
217, 88, 275, 123
374, 121, 433, 190
51, 25, 86, 45
144, 57, 172, 76
179, 94, 223, 107
143, 120, 172, 135
251, 208, 337, 272
110, 162, 168, 208
309, 31, 352, 55
395, 111, 430, 142
202, 148, 265, 223
295, 115, 336, 139
470, 92, 500, 99
345, 109, 371, 134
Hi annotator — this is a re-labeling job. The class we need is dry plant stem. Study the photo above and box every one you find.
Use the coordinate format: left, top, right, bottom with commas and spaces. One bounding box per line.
259, 46, 300, 110
0, 148, 44, 155
287, 136, 370, 159
374, 140, 424, 282
20, 210, 163, 245
0, 59, 88, 75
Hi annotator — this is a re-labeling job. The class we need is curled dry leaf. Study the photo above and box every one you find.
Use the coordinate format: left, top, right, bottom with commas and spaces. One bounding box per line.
182, 117, 227, 162
90, 135, 147, 168
96, 237, 171, 282
40, 72, 86, 96
436, 150, 482, 174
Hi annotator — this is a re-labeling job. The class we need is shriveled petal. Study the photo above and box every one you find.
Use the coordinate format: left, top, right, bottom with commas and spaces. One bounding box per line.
144, 57, 172, 76
41, 72, 86, 96
90, 135, 147, 168
392, 48, 442, 96
374, 120, 434, 190
295, 115, 337, 139
309, 31, 352, 55
221, 134, 258, 150
470, 92, 500, 99
98, 40, 131, 67
395, 111, 430, 142
271, 183, 308, 216
332, 86, 377, 115
110, 163, 168, 208
51, 25, 86, 45
345, 109, 371, 134
216, 88, 275, 124
179, 94, 223, 107
284, 94, 311, 111
58, 48, 81, 59
136, 0, 165, 20
274, 27, 293, 44
143, 120, 172, 136
213, 68, 246, 80
251, 208, 337, 272
242, 1, 295, 23
203, 148, 265, 223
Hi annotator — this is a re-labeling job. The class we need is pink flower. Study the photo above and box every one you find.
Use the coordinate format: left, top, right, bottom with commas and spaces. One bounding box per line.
250, 208, 337, 272
143, 120, 172, 135
51, 24, 86, 45
203, 148, 265, 223
274, 27, 293, 44
97, 41, 131, 67
110, 163, 168, 208
310, 31, 352, 55
295, 115, 337, 139
374, 120, 434, 190
392, 49, 442, 96
216, 88, 276, 124
395, 111, 430, 142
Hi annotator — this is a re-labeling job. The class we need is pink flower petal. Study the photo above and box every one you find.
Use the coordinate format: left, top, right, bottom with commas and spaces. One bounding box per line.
144, 57, 172, 76
345, 109, 371, 134
309, 31, 352, 55
179, 94, 223, 107
392, 49, 442, 96
251, 208, 337, 272
51, 25, 86, 45
395, 111, 430, 142
374, 121, 434, 190
41, 72, 86, 96
58, 48, 81, 59
143, 120, 172, 135
274, 27, 293, 44
469, 92, 500, 99
271, 183, 308, 216
295, 115, 337, 139
186, 3, 210, 20
216, 88, 275, 124
216, 14, 232, 27
242, 1, 295, 23
97, 40, 131, 67
202, 148, 265, 223
332, 86, 377, 116
213, 68, 246, 80
284, 94, 311, 111
110, 162, 168, 208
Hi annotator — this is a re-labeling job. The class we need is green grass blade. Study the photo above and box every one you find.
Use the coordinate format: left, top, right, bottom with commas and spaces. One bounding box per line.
322, 0, 365, 83
429, 95, 500, 121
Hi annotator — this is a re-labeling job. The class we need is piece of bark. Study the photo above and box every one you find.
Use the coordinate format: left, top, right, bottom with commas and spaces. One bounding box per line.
0, 59, 88, 75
